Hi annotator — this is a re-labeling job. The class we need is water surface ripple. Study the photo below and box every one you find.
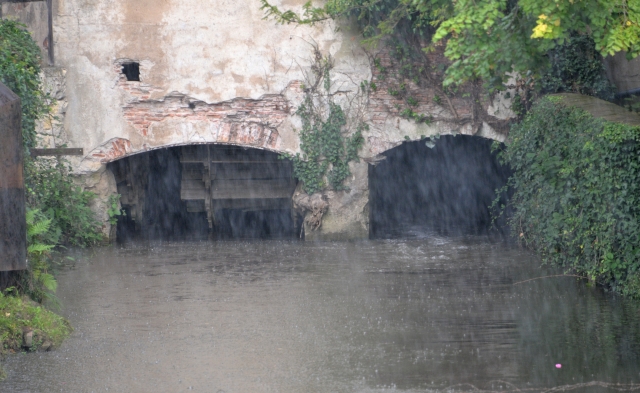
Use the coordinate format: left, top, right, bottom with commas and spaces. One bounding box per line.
3, 234, 640, 392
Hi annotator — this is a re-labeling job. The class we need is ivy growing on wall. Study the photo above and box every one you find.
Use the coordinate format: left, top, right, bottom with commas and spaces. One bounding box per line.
282, 51, 365, 195
539, 35, 617, 101
497, 96, 640, 298
0, 19, 104, 247
0, 19, 49, 150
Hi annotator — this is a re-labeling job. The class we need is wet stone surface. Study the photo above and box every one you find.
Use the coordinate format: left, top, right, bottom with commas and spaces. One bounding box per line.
3, 230, 640, 392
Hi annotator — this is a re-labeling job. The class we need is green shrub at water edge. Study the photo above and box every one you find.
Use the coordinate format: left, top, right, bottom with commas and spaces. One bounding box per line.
0, 292, 72, 353
499, 97, 640, 298
25, 159, 103, 247
0, 210, 73, 381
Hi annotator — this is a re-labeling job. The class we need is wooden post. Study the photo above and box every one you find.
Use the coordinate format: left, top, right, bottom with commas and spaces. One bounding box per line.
46, 0, 53, 65
0, 82, 27, 271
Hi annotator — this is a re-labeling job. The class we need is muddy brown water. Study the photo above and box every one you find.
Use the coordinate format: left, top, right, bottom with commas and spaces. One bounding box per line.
3, 230, 640, 392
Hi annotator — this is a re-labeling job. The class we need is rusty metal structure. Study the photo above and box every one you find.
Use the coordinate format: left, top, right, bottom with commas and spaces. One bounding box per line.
0, 81, 27, 271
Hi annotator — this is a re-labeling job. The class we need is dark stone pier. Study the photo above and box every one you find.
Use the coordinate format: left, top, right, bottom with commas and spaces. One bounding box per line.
0, 81, 27, 274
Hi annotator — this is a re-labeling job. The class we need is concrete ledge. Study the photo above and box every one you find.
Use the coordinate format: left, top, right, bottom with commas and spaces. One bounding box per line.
552, 93, 640, 126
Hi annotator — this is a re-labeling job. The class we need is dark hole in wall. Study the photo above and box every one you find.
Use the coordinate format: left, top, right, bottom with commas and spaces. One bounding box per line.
108, 145, 301, 242
122, 62, 140, 82
369, 135, 512, 239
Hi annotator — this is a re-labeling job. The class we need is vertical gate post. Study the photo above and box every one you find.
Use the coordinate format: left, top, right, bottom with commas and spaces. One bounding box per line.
0, 81, 27, 271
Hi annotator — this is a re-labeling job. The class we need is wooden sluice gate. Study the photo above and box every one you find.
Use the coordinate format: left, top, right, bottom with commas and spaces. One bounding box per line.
179, 145, 297, 230
109, 145, 298, 238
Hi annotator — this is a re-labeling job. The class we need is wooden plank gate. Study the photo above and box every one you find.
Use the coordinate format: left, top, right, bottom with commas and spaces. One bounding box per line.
179, 145, 296, 229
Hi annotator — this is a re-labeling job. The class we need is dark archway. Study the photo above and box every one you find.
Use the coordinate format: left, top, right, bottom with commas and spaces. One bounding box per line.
369, 135, 512, 238
107, 145, 300, 242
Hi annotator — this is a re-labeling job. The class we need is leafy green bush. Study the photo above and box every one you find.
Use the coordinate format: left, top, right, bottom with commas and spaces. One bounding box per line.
0, 19, 49, 150
25, 159, 103, 247
499, 97, 640, 297
0, 210, 73, 374
539, 35, 616, 101
1, 19, 103, 247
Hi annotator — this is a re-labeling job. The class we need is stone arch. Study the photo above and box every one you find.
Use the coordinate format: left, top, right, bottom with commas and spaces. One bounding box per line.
85, 137, 291, 165
368, 134, 512, 238
364, 120, 507, 160
107, 142, 299, 241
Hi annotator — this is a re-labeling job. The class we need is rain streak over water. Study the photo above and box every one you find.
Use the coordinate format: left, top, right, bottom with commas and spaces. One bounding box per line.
4, 229, 640, 392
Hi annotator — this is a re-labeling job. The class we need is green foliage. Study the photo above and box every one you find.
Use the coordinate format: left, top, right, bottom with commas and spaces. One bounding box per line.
281, 53, 365, 194
25, 159, 103, 247
107, 194, 124, 226
0, 19, 50, 150
1, 19, 102, 248
286, 100, 365, 194
539, 35, 617, 101
499, 97, 640, 298
0, 290, 72, 354
21, 209, 58, 305
400, 107, 431, 123
434, 0, 640, 87
261, 0, 640, 90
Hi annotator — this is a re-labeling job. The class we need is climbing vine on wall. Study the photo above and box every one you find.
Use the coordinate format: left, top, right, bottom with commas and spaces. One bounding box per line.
282, 49, 365, 195
0, 19, 50, 150
0, 19, 103, 247
498, 97, 640, 298
368, 37, 466, 123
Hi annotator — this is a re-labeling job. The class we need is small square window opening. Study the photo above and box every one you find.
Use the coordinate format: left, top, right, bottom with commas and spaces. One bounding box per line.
122, 62, 140, 81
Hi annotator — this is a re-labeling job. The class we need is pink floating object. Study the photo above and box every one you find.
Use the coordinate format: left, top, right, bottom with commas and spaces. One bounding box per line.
555, 364, 562, 369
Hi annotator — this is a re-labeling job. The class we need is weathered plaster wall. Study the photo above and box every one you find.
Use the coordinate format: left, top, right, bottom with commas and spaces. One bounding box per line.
47, 0, 371, 173
5, 0, 512, 240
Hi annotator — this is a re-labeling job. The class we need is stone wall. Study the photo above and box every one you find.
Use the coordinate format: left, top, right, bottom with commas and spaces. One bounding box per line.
3, 0, 512, 240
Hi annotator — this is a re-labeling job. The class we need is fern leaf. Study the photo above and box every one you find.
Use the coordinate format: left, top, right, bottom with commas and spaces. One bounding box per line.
27, 218, 52, 237
27, 243, 54, 254
25, 209, 37, 225
38, 273, 58, 293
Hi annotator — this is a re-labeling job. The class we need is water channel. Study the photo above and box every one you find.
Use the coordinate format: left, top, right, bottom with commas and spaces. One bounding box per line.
3, 228, 640, 392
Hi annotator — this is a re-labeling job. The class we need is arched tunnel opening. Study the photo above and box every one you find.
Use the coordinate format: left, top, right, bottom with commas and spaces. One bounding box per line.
108, 145, 301, 242
369, 135, 512, 239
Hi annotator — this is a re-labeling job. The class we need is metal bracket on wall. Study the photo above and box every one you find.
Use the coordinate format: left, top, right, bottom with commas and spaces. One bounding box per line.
0, 0, 54, 65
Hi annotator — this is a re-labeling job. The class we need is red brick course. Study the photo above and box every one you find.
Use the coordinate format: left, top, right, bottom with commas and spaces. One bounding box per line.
98, 63, 295, 163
